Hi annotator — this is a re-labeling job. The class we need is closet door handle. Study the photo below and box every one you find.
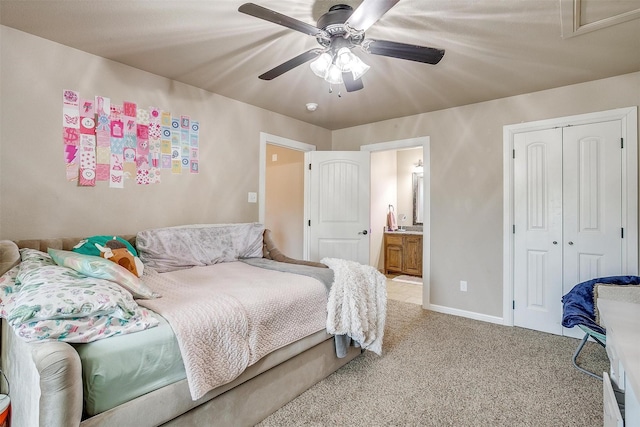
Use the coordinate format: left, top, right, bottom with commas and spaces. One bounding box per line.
359, 230, 368, 235
552, 241, 558, 245
568, 241, 574, 245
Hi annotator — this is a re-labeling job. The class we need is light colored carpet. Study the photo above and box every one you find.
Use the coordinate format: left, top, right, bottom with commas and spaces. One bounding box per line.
258, 299, 608, 426
392, 274, 423, 285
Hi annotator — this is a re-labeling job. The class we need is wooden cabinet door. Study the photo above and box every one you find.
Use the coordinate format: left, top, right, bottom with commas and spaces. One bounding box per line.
385, 245, 403, 274
404, 235, 422, 276
384, 234, 404, 274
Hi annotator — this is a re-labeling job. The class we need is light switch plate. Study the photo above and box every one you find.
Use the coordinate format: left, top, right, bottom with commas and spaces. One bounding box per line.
248, 192, 257, 203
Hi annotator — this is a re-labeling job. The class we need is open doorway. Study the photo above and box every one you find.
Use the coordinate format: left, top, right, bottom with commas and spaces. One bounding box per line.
259, 133, 315, 259
371, 147, 424, 305
265, 144, 305, 258
361, 137, 430, 307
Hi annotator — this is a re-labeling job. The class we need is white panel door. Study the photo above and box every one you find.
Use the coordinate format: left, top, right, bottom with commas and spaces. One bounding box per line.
513, 120, 624, 336
307, 151, 370, 264
514, 128, 564, 334
562, 121, 623, 295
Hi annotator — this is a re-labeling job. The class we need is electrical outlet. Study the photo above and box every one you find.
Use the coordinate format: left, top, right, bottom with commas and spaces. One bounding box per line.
460, 280, 468, 292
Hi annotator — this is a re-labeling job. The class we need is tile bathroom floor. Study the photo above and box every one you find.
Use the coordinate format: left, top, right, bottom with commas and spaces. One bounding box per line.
385, 275, 423, 305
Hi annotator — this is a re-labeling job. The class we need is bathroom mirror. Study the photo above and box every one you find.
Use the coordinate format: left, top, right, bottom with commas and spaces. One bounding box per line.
413, 172, 423, 225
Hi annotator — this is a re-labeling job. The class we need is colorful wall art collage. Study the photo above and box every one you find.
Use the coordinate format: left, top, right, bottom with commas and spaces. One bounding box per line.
62, 90, 199, 187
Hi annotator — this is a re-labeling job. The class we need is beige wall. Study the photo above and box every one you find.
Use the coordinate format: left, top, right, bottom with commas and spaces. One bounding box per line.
265, 144, 304, 258
0, 26, 331, 240
333, 71, 640, 318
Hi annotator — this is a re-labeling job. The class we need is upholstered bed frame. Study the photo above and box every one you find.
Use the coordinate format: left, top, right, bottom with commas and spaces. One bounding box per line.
0, 232, 361, 427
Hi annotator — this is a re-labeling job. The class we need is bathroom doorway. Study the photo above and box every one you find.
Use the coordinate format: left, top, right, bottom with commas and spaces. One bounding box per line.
361, 137, 430, 307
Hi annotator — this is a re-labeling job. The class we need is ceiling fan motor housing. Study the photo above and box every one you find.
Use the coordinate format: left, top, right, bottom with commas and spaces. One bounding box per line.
316, 4, 364, 49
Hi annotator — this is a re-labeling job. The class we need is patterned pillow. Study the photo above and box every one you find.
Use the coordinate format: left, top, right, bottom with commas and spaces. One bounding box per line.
0, 265, 20, 316
136, 222, 265, 272
48, 249, 159, 299
15, 248, 56, 285
12, 306, 159, 343
7, 249, 140, 326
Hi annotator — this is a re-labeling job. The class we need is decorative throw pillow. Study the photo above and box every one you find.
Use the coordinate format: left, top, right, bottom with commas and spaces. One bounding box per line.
73, 235, 138, 257
137, 223, 265, 272
48, 249, 159, 299
73, 236, 144, 277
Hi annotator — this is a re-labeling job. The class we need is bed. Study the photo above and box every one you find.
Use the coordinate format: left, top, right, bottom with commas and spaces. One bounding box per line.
0, 223, 386, 427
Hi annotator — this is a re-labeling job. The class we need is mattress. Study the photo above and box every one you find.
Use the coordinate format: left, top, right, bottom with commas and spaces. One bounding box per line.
73, 312, 186, 416
73, 260, 332, 416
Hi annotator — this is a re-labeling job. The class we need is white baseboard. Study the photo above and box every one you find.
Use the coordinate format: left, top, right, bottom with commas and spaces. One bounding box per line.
425, 303, 504, 326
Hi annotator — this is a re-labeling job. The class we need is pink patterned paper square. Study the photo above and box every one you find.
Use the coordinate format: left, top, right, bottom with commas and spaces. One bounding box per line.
95, 164, 110, 181
63, 128, 80, 146
80, 99, 94, 116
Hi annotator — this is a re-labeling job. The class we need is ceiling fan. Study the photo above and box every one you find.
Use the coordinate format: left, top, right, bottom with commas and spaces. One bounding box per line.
238, 0, 445, 93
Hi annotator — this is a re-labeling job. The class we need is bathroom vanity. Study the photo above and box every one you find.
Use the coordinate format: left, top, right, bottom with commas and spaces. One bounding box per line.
384, 231, 422, 277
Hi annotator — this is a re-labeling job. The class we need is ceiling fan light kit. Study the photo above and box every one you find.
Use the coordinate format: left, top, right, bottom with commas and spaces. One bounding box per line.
310, 52, 333, 78
309, 45, 370, 87
238, 0, 445, 93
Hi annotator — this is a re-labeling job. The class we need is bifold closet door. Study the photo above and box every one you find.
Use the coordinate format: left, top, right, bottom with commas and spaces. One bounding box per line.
514, 128, 564, 335
561, 121, 623, 297
513, 120, 623, 335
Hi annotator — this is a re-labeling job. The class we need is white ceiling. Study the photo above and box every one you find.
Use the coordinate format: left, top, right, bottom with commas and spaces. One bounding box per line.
1, 0, 639, 130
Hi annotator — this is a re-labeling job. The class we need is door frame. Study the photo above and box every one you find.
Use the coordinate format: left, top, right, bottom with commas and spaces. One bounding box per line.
502, 107, 638, 327
361, 136, 431, 308
258, 132, 316, 256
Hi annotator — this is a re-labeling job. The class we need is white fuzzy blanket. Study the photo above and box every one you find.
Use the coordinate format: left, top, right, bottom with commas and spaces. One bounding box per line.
322, 257, 387, 355
139, 262, 327, 400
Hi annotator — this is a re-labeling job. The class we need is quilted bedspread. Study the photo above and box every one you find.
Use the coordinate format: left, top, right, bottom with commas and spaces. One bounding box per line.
138, 261, 328, 400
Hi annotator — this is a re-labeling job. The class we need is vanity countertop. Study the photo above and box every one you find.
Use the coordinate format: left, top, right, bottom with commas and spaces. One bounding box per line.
384, 230, 423, 235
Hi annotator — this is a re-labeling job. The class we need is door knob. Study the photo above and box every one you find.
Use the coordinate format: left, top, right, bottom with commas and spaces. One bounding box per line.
552, 241, 558, 245
568, 241, 574, 245
359, 230, 368, 235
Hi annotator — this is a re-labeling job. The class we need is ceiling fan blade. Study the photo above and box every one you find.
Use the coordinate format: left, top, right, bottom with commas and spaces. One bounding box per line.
343, 73, 364, 92
345, 0, 400, 32
258, 49, 323, 80
365, 39, 445, 64
239, 3, 323, 37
